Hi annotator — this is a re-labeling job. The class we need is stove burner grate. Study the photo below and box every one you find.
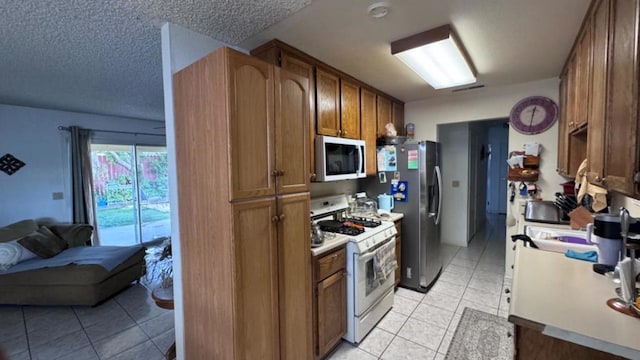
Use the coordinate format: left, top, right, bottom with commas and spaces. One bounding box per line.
342, 216, 382, 228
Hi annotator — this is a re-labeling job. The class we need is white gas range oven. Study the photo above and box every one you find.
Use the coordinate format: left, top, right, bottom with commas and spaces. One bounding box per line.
310, 195, 397, 343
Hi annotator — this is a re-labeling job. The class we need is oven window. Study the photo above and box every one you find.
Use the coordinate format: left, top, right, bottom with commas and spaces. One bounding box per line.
365, 257, 380, 296
324, 143, 359, 175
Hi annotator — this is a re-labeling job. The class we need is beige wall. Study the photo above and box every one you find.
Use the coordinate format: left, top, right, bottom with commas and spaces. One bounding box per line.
405, 77, 568, 202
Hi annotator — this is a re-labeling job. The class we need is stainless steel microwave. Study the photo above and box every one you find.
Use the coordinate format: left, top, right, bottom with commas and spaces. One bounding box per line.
315, 135, 366, 181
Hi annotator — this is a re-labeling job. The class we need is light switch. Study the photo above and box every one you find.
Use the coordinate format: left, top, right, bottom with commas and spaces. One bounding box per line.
52, 192, 64, 200
452, 180, 460, 188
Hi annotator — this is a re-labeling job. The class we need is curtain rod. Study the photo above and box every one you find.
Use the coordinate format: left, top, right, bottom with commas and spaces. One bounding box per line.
58, 126, 165, 137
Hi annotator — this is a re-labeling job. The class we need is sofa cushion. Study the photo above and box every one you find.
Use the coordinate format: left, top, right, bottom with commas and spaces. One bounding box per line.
48, 224, 93, 248
0, 219, 38, 243
18, 227, 68, 258
0, 246, 146, 286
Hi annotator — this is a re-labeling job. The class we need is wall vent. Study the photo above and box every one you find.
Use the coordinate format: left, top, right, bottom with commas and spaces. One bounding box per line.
451, 84, 485, 93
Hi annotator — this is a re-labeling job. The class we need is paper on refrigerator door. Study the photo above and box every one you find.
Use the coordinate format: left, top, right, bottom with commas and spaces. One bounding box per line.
407, 150, 418, 170
524, 143, 541, 156
377, 146, 386, 171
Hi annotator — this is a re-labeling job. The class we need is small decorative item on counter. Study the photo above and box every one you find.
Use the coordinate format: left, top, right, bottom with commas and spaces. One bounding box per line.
405, 123, 415, 139
507, 150, 539, 182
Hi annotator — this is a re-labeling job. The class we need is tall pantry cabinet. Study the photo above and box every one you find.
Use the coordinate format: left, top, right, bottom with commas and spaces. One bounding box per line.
173, 47, 312, 359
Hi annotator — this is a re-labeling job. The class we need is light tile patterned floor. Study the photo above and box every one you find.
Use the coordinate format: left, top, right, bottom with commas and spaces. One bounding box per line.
1, 215, 506, 360
328, 215, 508, 360
0, 284, 174, 360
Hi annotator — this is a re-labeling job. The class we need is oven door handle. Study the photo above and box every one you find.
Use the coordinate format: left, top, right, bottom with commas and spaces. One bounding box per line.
359, 237, 396, 261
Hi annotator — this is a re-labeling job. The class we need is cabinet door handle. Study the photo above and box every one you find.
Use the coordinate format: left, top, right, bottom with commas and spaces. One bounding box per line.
332, 254, 338, 259
343, 130, 348, 136
271, 216, 280, 223
507, 332, 512, 338
336, 130, 341, 135
279, 170, 285, 177
505, 288, 510, 294
310, 173, 316, 181
507, 297, 511, 304
272, 170, 279, 177
279, 214, 286, 221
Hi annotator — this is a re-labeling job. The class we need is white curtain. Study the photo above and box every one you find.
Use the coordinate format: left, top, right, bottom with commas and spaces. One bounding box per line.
70, 126, 100, 245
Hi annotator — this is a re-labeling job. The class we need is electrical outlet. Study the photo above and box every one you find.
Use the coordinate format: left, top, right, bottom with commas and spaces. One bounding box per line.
52, 192, 64, 200
406, 267, 412, 279
452, 180, 460, 188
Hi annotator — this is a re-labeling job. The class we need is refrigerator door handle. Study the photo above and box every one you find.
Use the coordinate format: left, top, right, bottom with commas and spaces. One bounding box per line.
434, 165, 442, 225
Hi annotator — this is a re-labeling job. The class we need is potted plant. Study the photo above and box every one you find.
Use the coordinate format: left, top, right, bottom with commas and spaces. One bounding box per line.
144, 238, 173, 288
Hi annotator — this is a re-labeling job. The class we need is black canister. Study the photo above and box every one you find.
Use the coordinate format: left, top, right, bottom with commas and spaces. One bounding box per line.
593, 213, 640, 238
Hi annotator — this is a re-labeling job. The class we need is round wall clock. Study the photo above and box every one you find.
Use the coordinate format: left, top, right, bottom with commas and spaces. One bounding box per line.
509, 96, 558, 135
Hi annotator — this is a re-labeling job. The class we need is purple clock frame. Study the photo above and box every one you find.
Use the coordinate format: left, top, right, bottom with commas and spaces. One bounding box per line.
509, 96, 559, 135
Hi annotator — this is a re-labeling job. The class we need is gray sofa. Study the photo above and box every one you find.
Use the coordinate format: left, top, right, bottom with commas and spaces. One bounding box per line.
0, 219, 146, 306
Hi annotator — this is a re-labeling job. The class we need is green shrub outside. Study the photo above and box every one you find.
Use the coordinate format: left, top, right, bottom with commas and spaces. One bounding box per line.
97, 207, 170, 228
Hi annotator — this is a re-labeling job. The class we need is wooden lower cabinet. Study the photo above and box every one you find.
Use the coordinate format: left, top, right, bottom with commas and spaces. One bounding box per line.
232, 199, 280, 360
313, 246, 347, 359
514, 323, 625, 360
394, 219, 402, 288
278, 193, 313, 359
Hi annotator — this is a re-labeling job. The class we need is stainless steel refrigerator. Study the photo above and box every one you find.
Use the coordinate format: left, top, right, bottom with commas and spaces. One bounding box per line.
360, 141, 442, 292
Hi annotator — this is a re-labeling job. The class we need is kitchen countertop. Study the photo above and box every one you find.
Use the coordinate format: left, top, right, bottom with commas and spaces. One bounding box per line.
509, 242, 640, 358
385, 212, 404, 222
311, 233, 349, 256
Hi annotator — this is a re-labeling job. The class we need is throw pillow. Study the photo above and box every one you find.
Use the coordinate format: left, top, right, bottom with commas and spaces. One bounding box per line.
0, 242, 23, 270
18, 226, 68, 258
48, 224, 93, 247
0, 239, 39, 270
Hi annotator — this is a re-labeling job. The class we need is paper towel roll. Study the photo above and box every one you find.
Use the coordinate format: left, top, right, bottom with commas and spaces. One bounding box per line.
618, 258, 636, 305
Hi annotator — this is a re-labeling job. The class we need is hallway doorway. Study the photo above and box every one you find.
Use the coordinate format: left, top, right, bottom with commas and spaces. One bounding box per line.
437, 119, 509, 247
486, 121, 509, 215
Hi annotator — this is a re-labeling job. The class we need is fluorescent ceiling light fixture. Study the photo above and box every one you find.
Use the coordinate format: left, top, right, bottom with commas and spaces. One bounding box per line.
391, 25, 477, 89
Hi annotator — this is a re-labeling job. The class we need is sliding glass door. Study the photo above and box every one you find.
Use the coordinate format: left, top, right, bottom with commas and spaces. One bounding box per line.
90, 144, 171, 246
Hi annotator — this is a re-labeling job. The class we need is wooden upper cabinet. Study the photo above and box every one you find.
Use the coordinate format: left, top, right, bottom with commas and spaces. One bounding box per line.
601, 0, 639, 195
377, 96, 392, 137
316, 67, 341, 137
275, 68, 310, 194
228, 51, 276, 200
574, 21, 592, 130
280, 52, 316, 180
340, 79, 361, 139
361, 88, 378, 175
557, 71, 570, 176
277, 193, 312, 360
232, 198, 280, 360
586, 0, 610, 185
392, 101, 405, 136
565, 53, 578, 133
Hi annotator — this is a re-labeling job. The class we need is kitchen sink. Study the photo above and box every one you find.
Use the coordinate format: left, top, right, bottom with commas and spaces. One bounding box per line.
524, 225, 597, 255
524, 201, 569, 224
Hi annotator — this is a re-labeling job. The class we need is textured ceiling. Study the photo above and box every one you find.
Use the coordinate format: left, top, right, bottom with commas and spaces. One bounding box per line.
1, 0, 589, 122
0, 0, 311, 121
